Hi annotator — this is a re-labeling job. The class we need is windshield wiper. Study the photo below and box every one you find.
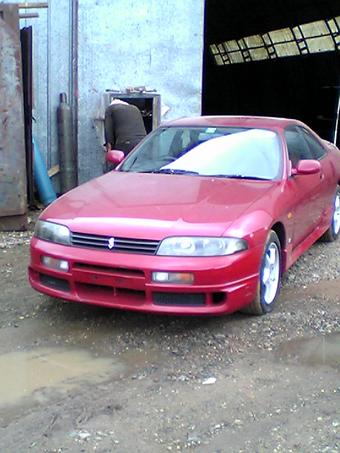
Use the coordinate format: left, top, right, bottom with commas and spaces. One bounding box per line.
205, 174, 271, 181
142, 169, 199, 175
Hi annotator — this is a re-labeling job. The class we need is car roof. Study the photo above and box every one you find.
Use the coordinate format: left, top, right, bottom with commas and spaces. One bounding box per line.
163, 115, 305, 130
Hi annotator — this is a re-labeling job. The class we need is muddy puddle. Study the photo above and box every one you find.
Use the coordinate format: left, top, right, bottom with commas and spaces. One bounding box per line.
0, 348, 119, 407
277, 332, 340, 370
0, 342, 161, 413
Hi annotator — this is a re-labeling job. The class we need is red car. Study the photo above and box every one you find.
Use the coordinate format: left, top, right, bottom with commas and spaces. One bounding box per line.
29, 116, 340, 316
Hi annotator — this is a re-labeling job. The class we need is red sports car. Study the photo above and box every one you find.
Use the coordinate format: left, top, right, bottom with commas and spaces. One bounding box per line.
29, 116, 340, 315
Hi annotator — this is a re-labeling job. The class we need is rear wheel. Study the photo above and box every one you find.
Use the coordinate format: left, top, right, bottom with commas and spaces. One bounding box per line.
321, 186, 340, 242
242, 230, 281, 316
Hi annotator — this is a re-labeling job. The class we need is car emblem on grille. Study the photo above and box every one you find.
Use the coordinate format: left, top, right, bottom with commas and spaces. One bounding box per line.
108, 237, 115, 249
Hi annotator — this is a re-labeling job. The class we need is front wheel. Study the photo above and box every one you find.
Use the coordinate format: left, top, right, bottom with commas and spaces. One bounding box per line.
242, 230, 282, 316
321, 186, 340, 242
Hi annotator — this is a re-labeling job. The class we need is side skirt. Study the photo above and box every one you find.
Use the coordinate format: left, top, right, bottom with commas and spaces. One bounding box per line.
287, 224, 328, 270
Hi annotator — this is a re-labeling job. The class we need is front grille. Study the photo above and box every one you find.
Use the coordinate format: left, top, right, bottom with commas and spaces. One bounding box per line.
71, 232, 160, 255
75, 282, 145, 303
153, 292, 206, 307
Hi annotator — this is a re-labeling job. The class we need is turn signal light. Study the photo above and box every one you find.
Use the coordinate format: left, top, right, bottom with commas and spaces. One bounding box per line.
152, 272, 194, 284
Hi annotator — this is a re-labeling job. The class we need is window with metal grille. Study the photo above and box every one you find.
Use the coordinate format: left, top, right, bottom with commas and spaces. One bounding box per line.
210, 17, 340, 65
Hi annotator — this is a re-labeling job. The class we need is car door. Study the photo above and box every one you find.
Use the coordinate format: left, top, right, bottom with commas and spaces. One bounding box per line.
298, 127, 334, 221
284, 126, 324, 247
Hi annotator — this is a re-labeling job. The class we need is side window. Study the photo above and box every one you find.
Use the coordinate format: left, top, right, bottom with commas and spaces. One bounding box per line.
284, 127, 313, 167
299, 128, 326, 160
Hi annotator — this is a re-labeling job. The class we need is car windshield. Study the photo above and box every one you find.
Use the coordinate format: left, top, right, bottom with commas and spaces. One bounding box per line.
120, 126, 282, 180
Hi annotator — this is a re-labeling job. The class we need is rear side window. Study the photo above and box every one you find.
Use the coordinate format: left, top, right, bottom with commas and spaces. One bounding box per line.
299, 127, 326, 160
284, 127, 313, 167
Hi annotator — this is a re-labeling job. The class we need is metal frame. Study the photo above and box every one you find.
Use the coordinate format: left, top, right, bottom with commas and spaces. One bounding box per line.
0, 4, 27, 230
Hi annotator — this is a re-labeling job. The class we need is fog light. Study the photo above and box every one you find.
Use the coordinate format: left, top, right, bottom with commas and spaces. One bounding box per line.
152, 272, 194, 284
41, 256, 69, 272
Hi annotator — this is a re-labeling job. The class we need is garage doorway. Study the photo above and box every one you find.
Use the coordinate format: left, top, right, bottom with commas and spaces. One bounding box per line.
202, 0, 340, 145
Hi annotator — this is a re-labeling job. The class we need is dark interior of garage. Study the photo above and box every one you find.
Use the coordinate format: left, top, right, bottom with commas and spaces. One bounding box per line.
203, 0, 340, 145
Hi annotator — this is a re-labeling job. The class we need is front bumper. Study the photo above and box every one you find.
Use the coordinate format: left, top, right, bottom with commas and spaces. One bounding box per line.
28, 237, 262, 315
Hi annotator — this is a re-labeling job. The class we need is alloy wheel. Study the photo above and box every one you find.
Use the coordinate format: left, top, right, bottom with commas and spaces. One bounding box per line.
262, 242, 280, 305
333, 192, 340, 235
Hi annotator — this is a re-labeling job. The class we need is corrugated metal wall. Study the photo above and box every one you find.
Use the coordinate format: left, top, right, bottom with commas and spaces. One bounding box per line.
3, 0, 204, 185
3, 0, 72, 190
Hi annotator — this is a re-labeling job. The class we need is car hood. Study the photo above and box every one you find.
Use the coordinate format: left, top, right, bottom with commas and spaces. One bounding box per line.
42, 172, 278, 239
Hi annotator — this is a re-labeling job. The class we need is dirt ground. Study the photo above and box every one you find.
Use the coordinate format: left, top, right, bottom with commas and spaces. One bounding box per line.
0, 221, 339, 453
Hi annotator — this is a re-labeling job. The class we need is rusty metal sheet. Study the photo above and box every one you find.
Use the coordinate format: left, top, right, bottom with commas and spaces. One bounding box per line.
0, 4, 27, 230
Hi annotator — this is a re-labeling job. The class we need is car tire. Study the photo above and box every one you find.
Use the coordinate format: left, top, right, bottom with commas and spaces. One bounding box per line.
241, 230, 282, 316
321, 185, 340, 242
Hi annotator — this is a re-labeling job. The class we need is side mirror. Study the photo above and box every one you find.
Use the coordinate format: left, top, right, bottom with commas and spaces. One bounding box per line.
291, 159, 321, 176
106, 150, 125, 165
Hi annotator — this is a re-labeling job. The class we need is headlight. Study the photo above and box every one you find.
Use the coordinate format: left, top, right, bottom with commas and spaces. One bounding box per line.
156, 237, 248, 256
34, 220, 71, 245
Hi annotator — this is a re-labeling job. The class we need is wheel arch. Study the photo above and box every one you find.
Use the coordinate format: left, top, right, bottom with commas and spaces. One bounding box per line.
270, 221, 287, 271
